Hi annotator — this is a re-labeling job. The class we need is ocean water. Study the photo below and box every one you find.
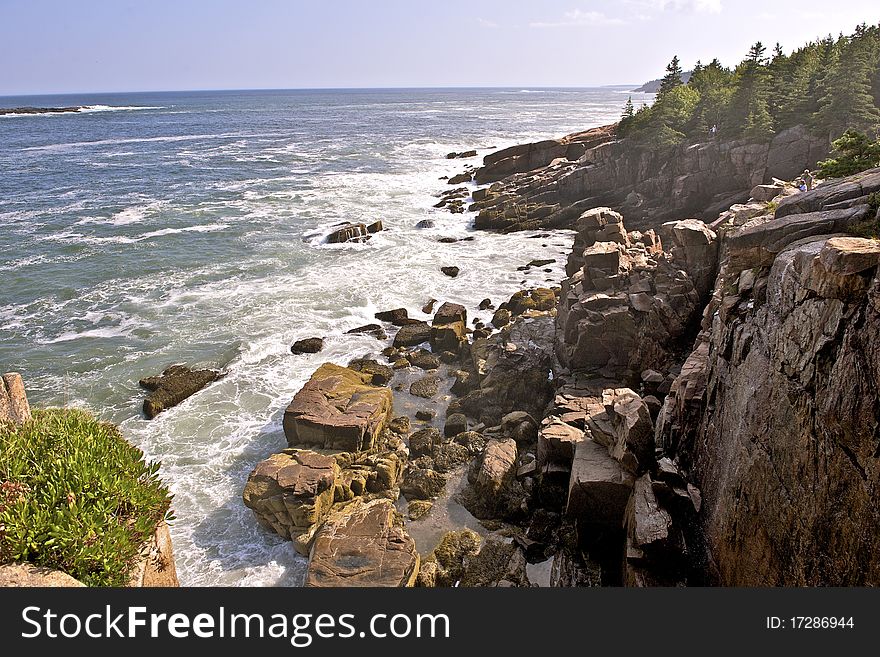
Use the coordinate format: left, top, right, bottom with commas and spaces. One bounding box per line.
0, 87, 647, 586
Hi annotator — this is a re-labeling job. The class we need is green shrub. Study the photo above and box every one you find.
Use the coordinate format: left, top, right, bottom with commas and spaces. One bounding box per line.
0, 409, 172, 586
817, 129, 880, 178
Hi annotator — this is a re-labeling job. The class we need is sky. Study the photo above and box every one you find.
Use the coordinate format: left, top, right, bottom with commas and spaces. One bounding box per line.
0, 0, 878, 95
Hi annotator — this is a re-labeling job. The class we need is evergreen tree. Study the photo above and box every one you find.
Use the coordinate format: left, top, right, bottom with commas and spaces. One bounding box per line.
813, 35, 880, 138
726, 42, 774, 139
817, 129, 880, 177
658, 55, 684, 97
623, 96, 635, 119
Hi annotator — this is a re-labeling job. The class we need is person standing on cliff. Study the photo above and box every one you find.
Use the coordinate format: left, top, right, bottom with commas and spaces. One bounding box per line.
803, 169, 814, 191
710, 124, 717, 138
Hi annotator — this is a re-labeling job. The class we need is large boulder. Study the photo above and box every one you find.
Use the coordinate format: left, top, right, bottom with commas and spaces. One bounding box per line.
393, 321, 432, 348
0, 564, 85, 587
326, 222, 370, 243
306, 499, 420, 587
243, 450, 338, 552
282, 363, 393, 452
139, 365, 221, 419
566, 438, 635, 527
431, 302, 468, 352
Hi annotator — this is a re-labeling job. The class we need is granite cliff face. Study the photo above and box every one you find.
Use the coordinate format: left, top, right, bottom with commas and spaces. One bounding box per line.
468, 124, 828, 232
656, 169, 880, 585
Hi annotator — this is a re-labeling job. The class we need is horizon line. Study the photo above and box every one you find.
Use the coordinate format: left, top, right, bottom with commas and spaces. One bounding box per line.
0, 83, 648, 98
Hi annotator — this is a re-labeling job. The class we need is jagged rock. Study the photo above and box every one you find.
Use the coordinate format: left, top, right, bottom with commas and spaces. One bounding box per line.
327, 222, 370, 243
416, 219, 435, 229
478, 298, 493, 310
422, 298, 437, 314
282, 363, 393, 452
415, 408, 436, 421
537, 418, 585, 467
243, 450, 338, 550
374, 308, 410, 325
0, 373, 31, 425
658, 194, 880, 583
447, 150, 477, 159
453, 430, 487, 455
566, 439, 635, 527
139, 365, 221, 419
366, 220, 383, 234
601, 388, 655, 474
346, 358, 394, 386
408, 500, 433, 520
306, 499, 419, 587
291, 337, 324, 355
441, 266, 460, 277
448, 172, 473, 185
774, 166, 880, 218
460, 438, 524, 520
392, 321, 432, 347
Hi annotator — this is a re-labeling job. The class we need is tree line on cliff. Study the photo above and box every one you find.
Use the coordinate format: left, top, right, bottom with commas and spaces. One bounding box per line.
620, 22, 880, 149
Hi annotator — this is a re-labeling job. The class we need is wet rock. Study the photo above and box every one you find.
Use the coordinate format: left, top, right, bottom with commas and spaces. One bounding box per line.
374, 308, 412, 326
388, 416, 411, 435
459, 539, 530, 587
444, 412, 468, 437
491, 308, 511, 328
448, 172, 473, 185
306, 499, 419, 587
478, 298, 493, 310
415, 408, 436, 421
410, 374, 441, 398
447, 150, 478, 159
283, 363, 393, 452
139, 365, 222, 419
392, 321, 432, 348
345, 324, 387, 340
415, 219, 435, 229
346, 358, 394, 386
416, 529, 481, 587
407, 348, 441, 370
290, 337, 324, 355
441, 266, 460, 278
408, 500, 433, 520
327, 222, 370, 244
243, 450, 338, 551
366, 220, 383, 234
408, 427, 440, 457
401, 467, 447, 500
422, 298, 437, 314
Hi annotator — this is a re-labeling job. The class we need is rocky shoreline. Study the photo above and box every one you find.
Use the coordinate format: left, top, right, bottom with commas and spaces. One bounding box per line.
237, 123, 880, 587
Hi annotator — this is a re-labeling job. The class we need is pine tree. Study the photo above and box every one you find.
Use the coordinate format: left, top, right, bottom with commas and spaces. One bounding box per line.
726, 42, 774, 139
658, 55, 684, 97
813, 35, 880, 138
623, 96, 635, 119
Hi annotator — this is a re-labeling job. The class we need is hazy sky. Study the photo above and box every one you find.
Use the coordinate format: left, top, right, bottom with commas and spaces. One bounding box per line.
1, 0, 878, 95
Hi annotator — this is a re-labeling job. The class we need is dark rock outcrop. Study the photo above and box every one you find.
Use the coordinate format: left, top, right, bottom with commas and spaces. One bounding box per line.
139, 365, 221, 419
291, 337, 324, 355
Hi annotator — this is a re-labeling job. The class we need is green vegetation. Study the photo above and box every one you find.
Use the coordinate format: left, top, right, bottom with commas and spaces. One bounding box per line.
817, 129, 880, 177
0, 409, 172, 586
620, 23, 880, 148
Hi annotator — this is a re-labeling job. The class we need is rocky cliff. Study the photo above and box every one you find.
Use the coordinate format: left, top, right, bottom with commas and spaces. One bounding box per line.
546, 168, 880, 585
467, 124, 828, 233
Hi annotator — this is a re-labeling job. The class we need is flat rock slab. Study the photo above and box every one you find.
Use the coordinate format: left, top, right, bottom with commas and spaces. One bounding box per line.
283, 363, 393, 452
306, 499, 419, 587
0, 563, 84, 587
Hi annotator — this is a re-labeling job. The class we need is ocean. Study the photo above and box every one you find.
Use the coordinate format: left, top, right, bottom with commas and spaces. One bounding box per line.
0, 87, 648, 586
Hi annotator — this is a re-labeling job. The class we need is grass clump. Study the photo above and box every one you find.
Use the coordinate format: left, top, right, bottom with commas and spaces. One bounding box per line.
0, 409, 173, 586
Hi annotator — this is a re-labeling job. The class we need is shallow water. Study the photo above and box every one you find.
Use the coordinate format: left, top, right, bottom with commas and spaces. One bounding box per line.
0, 87, 651, 586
